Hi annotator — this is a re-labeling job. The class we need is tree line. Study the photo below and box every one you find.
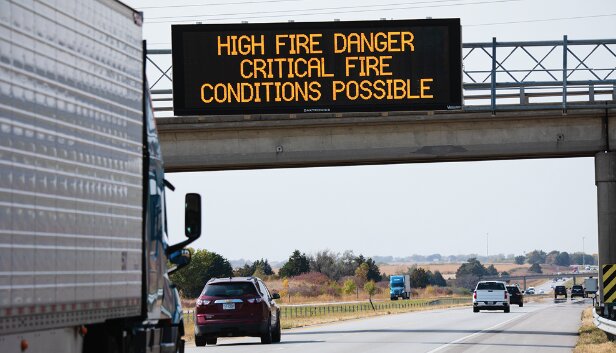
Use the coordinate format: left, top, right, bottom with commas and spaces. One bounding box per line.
170, 248, 384, 298
514, 250, 596, 267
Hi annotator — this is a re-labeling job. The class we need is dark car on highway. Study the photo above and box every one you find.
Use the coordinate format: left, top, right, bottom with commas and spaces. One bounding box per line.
194, 277, 281, 346
506, 285, 524, 307
571, 285, 585, 299
554, 285, 567, 299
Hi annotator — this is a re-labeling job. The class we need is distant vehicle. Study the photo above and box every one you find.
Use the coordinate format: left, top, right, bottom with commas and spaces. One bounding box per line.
506, 285, 524, 307
526, 287, 536, 295
195, 277, 281, 346
585, 266, 591, 271
473, 281, 510, 313
584, 278, 599, 297
539, 289, 545, 294
554, 285, 567, 299
390, 275, 411, 300
571, 285, 585, 299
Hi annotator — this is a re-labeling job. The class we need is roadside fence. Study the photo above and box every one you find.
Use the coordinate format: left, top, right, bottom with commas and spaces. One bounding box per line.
182, 297, 470, 323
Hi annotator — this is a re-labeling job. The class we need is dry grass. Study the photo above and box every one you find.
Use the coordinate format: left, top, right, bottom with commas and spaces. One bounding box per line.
279, 301, 468, 329
379, 263, 529, 278
182, 299, 469, 343
574, 308, 616, 353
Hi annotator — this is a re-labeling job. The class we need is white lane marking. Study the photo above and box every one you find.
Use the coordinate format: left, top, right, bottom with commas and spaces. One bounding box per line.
425, 302, 558, 353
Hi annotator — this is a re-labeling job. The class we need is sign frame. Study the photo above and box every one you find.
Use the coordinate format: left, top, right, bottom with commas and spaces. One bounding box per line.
172, 19, 462, 116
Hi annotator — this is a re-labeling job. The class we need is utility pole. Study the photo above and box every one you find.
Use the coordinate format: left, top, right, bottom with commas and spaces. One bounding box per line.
486, 233, 489, 259
582, 236, 585, 268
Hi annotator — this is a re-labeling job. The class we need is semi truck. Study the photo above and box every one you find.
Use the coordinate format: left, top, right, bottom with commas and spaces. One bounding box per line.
584, 277, 599, 297
390, 275, 411, 300
0, 1, 200, 352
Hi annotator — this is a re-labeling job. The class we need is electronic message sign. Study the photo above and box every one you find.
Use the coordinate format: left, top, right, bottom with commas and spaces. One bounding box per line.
172, 19, 461, 115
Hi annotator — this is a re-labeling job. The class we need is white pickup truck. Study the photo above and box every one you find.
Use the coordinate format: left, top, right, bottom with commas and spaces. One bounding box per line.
473, 281, 510, 313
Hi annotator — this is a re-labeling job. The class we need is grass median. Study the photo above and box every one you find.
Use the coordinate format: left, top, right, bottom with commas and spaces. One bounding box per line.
574, 308, 616, 353
182, 297, 469, 343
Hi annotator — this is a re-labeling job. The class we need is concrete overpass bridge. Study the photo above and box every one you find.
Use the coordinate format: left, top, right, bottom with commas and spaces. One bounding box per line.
484, 272, 599, 290
147, 37, 616, 305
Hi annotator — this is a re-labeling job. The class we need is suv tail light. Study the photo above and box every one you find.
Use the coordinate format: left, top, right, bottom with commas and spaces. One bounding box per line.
247, 298, 263, 304
473, 291, 477, 299
196, 299, 210, 306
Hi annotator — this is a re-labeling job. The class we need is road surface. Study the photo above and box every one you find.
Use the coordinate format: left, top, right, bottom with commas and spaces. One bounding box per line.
186, 298, 588, 352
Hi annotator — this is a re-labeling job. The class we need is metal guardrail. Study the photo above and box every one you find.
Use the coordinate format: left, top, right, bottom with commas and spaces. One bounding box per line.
182, 297, 470, 323
593, 307, 616, 337
147, 37, 616, 116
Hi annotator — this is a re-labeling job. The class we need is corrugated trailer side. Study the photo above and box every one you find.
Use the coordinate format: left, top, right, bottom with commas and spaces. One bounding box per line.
0, 0, 143, 335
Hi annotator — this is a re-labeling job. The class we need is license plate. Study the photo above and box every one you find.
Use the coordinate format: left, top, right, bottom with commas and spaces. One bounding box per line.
222, 303, 235, 310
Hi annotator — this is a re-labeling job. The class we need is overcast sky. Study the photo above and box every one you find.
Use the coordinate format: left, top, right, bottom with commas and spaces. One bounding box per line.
124, 0, 615, 262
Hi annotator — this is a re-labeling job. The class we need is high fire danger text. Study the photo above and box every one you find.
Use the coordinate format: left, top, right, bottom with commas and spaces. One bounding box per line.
171, 19, 461, 115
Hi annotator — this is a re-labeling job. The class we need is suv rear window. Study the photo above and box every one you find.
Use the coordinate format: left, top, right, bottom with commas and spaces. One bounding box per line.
477, 282, 505, 290
202, 282, 258, 297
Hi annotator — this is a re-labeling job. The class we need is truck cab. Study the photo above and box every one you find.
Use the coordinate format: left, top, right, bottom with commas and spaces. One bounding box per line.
390, 275, 411, 300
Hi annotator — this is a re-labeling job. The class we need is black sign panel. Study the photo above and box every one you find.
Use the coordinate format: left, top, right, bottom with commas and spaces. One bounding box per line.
172, 19, 461, 116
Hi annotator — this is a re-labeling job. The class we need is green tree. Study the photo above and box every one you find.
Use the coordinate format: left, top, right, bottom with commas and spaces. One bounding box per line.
545, 250, 560, 265
486, 264, 498, 276
354, 255, 382, 282
409, 267, 430, 288
528, 263, 542, 273
456, 258, 488, 278
555, 252, 571, 267
170, 248, 233, 298
364, 280, 378, 309
526, 250, 547, 264
514, 255, 526, 265
429, 270, 447, 287
342, 278, 357, 295
253, 259, 274, 276
278, 250, 310, 277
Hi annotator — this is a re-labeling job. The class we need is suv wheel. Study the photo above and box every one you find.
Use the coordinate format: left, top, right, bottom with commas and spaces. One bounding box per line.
504, 307, 510, 313
261, 317, 273, 344
519, 303, 523, 307
206, 338, 217, 345
272, 317, 281, 343
195, 336, 206, 347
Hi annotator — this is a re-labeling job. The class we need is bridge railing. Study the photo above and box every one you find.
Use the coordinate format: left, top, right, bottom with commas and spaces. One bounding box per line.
146, 37, 616, 116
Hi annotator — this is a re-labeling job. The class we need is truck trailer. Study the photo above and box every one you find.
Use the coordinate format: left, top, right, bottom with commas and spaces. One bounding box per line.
0, 1, 200, 352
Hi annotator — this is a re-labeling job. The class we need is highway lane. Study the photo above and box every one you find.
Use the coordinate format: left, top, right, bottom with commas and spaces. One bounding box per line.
186, 298, 588, 353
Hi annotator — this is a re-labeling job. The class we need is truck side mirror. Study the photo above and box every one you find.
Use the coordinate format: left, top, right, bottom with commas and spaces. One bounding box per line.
185, 193, 201, 239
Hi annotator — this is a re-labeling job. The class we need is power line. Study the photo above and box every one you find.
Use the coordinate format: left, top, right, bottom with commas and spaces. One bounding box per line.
146, 0, 524, 24
145, 0, 473, 20
466, 13, 616, 26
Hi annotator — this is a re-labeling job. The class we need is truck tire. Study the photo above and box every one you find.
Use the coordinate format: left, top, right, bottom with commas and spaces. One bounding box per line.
504, 307, 510, 313
473, 307, 479, 313
195, 336, 206, 347
206, 338, 217, 345
261, 317, 273, 344
272, 317, 282, 343
519, 303, 523, 307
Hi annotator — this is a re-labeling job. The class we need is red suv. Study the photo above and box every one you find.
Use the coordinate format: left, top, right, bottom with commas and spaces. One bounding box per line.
194, 277, 281, 346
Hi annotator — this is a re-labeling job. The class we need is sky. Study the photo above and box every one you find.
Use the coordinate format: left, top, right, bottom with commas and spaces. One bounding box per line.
123, 0, 615, 262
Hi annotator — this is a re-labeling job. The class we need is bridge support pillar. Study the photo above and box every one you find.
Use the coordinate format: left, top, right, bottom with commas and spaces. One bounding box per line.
595, 152, 616, 307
